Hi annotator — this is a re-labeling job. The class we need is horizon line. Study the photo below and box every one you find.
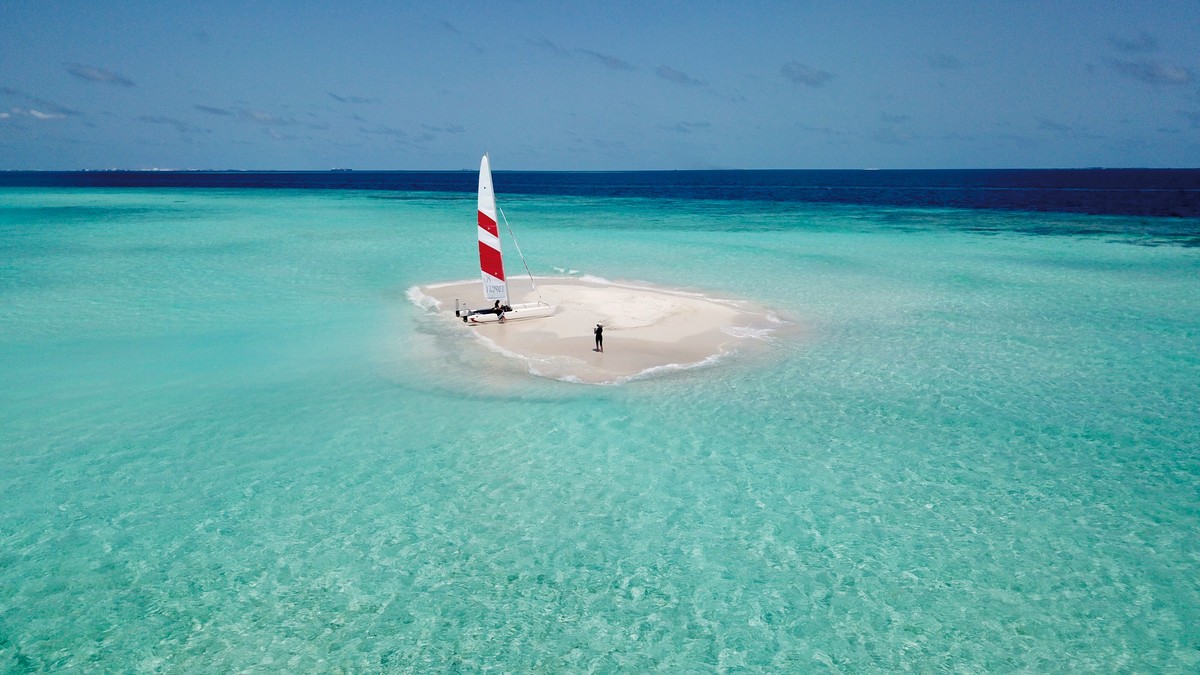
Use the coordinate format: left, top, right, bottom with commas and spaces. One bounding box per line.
4, 166, 1199, 173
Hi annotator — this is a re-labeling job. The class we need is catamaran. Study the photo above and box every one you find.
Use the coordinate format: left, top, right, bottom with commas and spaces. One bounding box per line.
455, 154, 555, 323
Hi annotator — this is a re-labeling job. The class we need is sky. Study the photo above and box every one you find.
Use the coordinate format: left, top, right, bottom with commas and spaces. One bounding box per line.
2, 1, 1198, 170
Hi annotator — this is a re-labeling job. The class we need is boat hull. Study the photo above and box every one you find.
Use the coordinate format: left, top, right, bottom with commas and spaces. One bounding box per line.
464, 302, 555, 323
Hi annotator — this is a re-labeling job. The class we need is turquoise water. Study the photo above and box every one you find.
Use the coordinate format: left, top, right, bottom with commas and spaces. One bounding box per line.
2, 188, 1199, 671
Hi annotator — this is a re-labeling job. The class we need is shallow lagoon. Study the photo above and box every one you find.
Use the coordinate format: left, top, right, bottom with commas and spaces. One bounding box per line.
2, 186, 1198, 670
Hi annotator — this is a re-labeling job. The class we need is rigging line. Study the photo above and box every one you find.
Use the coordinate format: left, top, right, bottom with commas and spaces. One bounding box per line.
497, 204, 543, 304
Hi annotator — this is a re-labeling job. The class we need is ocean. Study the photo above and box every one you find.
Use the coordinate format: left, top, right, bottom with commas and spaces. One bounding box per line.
2, 170, 1198, 670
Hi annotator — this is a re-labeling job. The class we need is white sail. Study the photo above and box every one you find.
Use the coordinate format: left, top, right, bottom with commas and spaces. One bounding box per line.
477, 154, 507, 301
453, 153, 555, 324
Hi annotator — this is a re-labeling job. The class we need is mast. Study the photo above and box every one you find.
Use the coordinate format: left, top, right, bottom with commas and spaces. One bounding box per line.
477, 153, 507, 303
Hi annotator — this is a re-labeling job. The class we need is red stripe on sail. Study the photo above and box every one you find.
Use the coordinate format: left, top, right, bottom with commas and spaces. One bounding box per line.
479, 241, 505, 281
477, 210, 498, 237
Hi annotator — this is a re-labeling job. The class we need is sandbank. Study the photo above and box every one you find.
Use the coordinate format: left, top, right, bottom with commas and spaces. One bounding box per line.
410, 277, 785, 384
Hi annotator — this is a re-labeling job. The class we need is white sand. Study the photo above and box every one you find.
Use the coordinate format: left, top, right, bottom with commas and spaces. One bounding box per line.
411, 277, 786, 384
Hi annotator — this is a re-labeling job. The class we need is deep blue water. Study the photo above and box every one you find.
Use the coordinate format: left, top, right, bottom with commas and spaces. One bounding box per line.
3, 168, 1199, 218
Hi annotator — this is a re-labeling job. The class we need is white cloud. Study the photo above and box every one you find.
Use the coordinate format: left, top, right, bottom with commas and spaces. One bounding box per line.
657, 66, 706, 87
4, 107, 67, 120
1108, 58, 1192, 85
781, 62, 832, 88
193, 103, 298, 125
663, 121, 711, 134
422, 123, 465, 133
529, 39, 634, 71
1109, 32, 1158, 54
195, 104, 234, 116
329, 93, 379, 104
139, 115, 207, 134
1, 88, 80, 116
579, 49, 634, 71
67, 63, 135, 87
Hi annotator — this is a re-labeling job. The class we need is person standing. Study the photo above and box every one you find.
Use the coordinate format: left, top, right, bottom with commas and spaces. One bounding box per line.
594, 323, 604, 352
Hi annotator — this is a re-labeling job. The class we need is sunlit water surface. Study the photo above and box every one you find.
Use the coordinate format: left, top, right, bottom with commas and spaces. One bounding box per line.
2, 187, 1198, 670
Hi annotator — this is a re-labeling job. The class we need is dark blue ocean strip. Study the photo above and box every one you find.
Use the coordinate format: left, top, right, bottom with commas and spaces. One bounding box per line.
1, 169, 1198, 218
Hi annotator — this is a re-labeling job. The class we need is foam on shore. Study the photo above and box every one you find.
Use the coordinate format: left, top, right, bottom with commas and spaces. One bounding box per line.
411, 277, 788, 385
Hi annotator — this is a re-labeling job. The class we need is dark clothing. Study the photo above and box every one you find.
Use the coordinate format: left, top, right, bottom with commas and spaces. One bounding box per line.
594, 325, 603, 351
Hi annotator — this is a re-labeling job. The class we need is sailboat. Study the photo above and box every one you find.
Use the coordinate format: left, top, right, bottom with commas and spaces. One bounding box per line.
454, 154, 555, 324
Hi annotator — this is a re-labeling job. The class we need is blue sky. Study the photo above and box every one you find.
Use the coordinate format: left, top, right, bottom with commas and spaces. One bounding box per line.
2, 1, 1198, 170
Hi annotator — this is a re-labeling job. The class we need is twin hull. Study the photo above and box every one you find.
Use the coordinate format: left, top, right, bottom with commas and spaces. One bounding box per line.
458, 302, 555, 324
